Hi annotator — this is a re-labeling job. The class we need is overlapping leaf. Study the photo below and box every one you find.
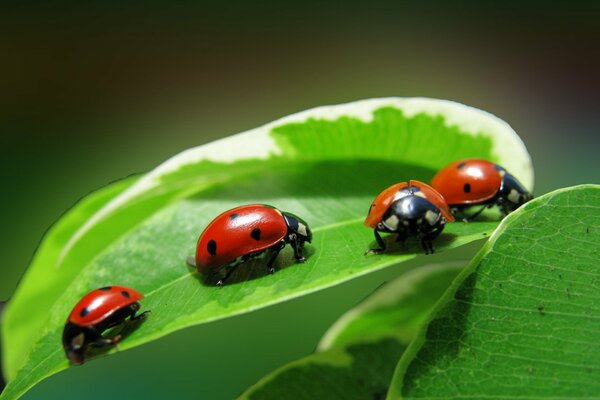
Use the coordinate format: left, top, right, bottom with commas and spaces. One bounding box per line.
240, 263, 463, 400
388, 185, 600, 399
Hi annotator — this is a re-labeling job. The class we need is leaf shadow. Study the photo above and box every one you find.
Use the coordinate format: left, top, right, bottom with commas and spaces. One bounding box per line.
188, 159, 438, 200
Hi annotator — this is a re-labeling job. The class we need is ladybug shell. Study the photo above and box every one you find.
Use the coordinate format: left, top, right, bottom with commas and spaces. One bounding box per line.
67, 286, 143, 327
431, 159, 502, 205
195, 205, 288, 274
364, 180, 454, 228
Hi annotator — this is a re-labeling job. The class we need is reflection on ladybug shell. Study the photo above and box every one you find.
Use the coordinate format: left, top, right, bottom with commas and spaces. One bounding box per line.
431, 159, 503, 205
67, 286, 144, 327
364, 182, 409, 228
195, 205, 288, 274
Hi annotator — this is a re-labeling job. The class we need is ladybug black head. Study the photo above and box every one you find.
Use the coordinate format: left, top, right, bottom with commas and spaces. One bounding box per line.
500, 172, 533, 209
62, 322, 86, 365
282, 211, 312, 243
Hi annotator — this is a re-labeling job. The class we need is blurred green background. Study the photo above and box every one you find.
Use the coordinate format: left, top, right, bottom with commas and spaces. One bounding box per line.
1, 1, 598, 398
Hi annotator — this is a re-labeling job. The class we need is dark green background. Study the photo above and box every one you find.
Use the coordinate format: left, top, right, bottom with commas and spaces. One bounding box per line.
1, 2, 598, 399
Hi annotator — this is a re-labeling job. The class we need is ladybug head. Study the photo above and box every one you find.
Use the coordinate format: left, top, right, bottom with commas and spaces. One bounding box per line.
282, 212, 312, 243
62, 322, 86, 365
500, 172, 533, 209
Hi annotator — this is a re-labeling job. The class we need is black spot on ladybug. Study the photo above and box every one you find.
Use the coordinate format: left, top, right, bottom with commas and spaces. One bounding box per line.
229, 213, 239, 220
207, 240, 217, 256
457, 162, 466, 169
121, 290, 130, 298
99, 286, 112, 291
463, 183, 471, 193
251, 228, 262, 241
80, 307, 90, 317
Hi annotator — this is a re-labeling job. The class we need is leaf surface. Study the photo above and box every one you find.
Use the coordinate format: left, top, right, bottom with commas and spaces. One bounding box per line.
388, 185, 600, 399
1, 98, 532, 400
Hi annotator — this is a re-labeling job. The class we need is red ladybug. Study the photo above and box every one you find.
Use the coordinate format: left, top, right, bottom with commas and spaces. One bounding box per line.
191, 204, 312, 285
62, 286, 149, 364
431, 159, 533, 220
364, 180, 454, 254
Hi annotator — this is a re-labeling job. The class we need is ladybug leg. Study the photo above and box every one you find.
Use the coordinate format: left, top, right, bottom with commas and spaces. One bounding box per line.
289, 234, 307, 263
86, 327, 122, 349
128, 304, 151, 322
88, 336, 122, 348
216, 265, 240, 286
462, 204, 488, 222
420, 224, 444, 255
130, 311, 151, 321
266, 241, 286, 274
365, 229, 386, 255
421, 238, 433, 255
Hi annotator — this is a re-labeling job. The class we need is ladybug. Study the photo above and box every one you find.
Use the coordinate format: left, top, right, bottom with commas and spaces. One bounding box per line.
190, 204, 312, 285
364, 180, 454, 254
431, 159, 533, 220
62, 286, 149, 364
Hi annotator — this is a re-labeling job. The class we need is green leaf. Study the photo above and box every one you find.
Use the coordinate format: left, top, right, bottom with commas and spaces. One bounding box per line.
1, 98, 532, 400
388, 184, 600, 399
240, 263, 463, 400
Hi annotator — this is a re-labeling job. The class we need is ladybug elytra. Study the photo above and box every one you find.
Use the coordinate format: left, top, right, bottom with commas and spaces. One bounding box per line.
431, 159, 533, 220
191, 204, 312, 285
62, 285, 149, 364
364, 180, 454, 254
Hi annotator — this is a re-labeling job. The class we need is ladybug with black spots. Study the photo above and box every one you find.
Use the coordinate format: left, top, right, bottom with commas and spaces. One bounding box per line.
431, 159, 533, 221
190, 204, 312, 285
62, 286, 149, 364
364, 180, 454, 255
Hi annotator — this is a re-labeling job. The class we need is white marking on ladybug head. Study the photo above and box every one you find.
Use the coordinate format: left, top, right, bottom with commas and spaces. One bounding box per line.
413, 191, 427, 199
383, 215, 400, 230
424, 210, 440, 226
508, 189, 521, 204
297, 223, 308, 237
